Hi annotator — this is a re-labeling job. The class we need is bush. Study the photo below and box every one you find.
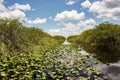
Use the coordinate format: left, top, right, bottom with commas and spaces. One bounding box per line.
69, 22, 120, 63
0, 19, 61, 54
53, 35, 66, 44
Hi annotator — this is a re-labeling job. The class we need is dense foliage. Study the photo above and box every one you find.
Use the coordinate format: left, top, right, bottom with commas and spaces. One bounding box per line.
0, 19, 109, 79
67, 35, 79, 44
53, 35, 66, 44
0, 19, 63, 55
68, 22, 120, 63
0, 44, 108, 80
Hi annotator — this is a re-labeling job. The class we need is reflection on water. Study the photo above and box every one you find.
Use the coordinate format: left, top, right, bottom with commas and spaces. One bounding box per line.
79, 50, 87, 55
62, 39, 70, 45
61, 42, 95, 67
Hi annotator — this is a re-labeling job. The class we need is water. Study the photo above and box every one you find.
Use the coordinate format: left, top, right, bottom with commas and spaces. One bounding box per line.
62, 39, 70, 45
62, 40, 94, 64
79, 50, 88, 55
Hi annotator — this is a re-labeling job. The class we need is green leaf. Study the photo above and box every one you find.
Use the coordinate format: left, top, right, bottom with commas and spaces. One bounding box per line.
1, 72, 6, 76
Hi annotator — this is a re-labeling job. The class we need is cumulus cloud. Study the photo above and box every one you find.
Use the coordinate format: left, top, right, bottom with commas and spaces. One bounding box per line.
48, 28, 79, 37
81, 0, 91, 8
26, 17, 46, 24
0, 10, 25, 20
77, 18, 96, 27
9, 3, 31, 11
63, 22, 79, 32
0, 0, 46, 25
48, 22, 80, 37
48, 18, 96, 37
48, 29, 60, 34
54, 10, 85, 21
89, 0, 120, 20
0, 0, 31, 20
65, 0, 76, 5
0, 0, 4, 4
48, 29, 65, 37
0, 4, 7, 12
0, 0, 7, 12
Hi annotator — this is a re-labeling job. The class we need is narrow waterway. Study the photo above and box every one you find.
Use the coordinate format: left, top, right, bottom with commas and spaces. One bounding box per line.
62, 40, 120, 80
62, 39, 71, 45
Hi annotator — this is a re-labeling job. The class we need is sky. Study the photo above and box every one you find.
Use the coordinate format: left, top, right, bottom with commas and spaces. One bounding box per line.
0, 0, 120, 37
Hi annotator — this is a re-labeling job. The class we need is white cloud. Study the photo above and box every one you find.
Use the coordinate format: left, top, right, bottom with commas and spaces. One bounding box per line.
26, 17, 46, 24
0, 0, 4, 4
89, 0, 120, 20
0, 3, 7, 12
9, 3, 31, 11
48, 22, 80, 37
81, 0, 91, 8
66, 0, 76, 5
48, 29, 67, 37
48, 28, 79, 37
48, 18, 96, 37
77, 18, 96, 32
0, 0, 44, 24
54, 10, 85, 21
0, 9, 26, 20
0, 0, 31, 20
77, 18, 96, 26
63, 22, 79, 31
49, 29, 60, 33
0, 0, 7, 12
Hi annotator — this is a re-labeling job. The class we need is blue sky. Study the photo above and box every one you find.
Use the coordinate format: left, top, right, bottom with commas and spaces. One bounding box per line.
0, 0, 120, 37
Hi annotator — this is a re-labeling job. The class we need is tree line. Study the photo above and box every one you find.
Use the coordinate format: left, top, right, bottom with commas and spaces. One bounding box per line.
68, 22, 120, 64
0, 19, 66, 55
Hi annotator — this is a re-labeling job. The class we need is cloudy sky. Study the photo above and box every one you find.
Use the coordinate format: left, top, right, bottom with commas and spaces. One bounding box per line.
0, 0, 120, 37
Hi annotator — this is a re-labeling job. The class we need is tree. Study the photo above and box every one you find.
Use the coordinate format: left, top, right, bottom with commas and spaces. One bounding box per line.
71, 22, 120, 63
91, 22, 120, 63
0, 19, 62, 54
53, 35, 66, 44
67, 35, 79, 44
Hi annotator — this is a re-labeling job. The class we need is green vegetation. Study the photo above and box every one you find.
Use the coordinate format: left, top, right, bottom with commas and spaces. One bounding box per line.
0, 44, 107, 80
68, 22, 120, 63
53, 35, 66, 44
67, 35, 79, 45
0, 19, 109, 79
0, 19, 62, 55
